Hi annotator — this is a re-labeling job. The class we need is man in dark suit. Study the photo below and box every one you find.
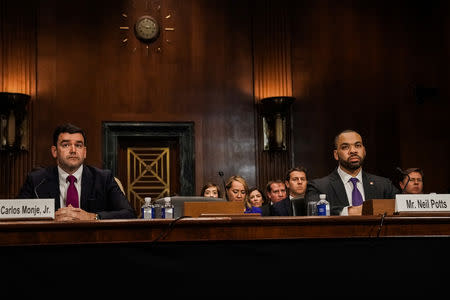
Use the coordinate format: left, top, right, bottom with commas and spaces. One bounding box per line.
305, 129, 399, 216
18, 123, 136, 220
272, 166, 309, 216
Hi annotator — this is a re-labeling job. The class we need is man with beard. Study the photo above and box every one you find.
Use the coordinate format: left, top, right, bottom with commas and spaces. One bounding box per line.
17, 123, 136, 221
305, 129, 399, 215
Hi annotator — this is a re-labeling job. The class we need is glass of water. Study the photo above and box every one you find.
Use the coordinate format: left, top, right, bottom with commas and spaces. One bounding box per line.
307, 201, 318, 216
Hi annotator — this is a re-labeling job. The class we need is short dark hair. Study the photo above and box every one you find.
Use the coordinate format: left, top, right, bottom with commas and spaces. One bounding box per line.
401, 168, 424, 182
285, 166, 308, 181
266, 179, 286, 193
247, 186, 269, 208
53, 123, 87, 146
334, 129, 361, 149
200, 182, 222, 198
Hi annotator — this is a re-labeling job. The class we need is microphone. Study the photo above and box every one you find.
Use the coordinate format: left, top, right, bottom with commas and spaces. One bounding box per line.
396, 167, 410, 194
218, 171, 226, 193
34, 178, 47, 199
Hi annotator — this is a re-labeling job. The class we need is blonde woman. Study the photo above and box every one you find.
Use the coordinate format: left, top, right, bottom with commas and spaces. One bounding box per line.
224, 175, 249, 204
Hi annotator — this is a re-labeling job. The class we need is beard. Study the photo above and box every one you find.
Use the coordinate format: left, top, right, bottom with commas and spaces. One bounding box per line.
339, 155, 364, 171
58, 156, 83, 173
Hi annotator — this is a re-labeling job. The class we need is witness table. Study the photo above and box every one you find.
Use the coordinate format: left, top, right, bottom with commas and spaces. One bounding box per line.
1, 216, 449, 296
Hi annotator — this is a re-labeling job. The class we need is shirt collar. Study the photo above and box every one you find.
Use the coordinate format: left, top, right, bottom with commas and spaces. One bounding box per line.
337, 166, 363, 184
58, 165, 83, 183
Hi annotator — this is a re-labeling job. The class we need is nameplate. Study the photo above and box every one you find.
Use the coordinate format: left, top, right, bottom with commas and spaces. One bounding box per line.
0, 199, 55, 220
395, 194, 450, 213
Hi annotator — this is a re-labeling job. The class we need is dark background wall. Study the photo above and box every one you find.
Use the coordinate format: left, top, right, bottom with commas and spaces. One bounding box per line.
1, 0, 449, 198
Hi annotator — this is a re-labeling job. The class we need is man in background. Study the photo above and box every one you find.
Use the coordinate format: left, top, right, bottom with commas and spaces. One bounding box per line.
399, 168, 424, 194
271, 166, 309, 216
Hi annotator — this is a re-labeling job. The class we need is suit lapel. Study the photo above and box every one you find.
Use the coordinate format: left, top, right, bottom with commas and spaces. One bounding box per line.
287, 198, 293, 216
80, 166, 93, 209
48, 166, 61, 209
329, 169, 349, 205
362, 172, 376, 200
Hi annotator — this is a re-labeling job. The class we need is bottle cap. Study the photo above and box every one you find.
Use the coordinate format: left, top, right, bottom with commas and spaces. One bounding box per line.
144, 197, 151, 203
319, 194, 326, 199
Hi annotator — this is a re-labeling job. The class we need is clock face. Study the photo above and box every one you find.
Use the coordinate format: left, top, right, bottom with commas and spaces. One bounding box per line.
134, 15, 159, 42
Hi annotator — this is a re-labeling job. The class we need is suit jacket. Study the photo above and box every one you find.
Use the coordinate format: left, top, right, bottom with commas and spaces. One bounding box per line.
260, 203, 273, 216
17, 165, 136, 219
305, 168, 400, 215
271, 197, 293, 216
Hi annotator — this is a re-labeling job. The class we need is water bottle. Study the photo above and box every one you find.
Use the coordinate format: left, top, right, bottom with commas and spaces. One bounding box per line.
152, 202, 163, 218
163, 197, 174, 219
316, 194, 330, 216
142, 197, 153, 219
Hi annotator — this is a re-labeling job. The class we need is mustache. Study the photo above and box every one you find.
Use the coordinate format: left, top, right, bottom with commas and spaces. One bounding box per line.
348, 155, 360, 160
66, 156, 80, 159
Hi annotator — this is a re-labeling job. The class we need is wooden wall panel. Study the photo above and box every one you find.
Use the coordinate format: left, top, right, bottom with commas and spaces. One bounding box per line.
253, 0, 294, 189
1, 0, 449, 198
290, 0, 450, 193
0, 0, 36, 198
35, 0, 255, 195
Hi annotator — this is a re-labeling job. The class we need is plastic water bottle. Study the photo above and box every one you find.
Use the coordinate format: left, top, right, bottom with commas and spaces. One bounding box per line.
316, 194, 330, 216
163, 197, 174, 219
150, 202, 161, 218
142, 197, 153, 219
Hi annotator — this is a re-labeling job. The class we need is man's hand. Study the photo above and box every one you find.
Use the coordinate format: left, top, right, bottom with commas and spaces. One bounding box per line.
55, 205, 96, 221
348, 205, 363, 216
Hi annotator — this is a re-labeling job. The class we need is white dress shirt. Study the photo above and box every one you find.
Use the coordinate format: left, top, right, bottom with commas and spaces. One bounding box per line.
58, 165, 83, 208
337, 166, 365, 216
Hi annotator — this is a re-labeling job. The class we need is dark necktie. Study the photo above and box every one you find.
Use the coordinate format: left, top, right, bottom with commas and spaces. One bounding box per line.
66, 175, 79, 208
349, 177, 363, 206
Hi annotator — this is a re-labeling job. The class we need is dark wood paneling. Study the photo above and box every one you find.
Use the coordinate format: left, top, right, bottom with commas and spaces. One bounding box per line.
0, 0, 36, 198
253, 0, 294, 189
290, 0, 450, 192
1, 0, 449, 198
35, 0, 255, 194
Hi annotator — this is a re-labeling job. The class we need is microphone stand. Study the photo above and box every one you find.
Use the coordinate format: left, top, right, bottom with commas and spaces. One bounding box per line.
218, 171, 226, 195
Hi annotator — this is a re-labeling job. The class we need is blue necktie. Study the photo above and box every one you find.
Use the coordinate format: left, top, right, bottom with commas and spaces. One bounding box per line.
349, 177, 363, 206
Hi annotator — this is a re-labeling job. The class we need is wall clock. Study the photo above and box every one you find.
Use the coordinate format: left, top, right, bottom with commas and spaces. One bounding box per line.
119, 0, 175, 56
134, 15, 159, 42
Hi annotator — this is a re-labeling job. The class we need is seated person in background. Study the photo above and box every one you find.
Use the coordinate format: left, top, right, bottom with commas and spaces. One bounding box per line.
285, 166, 308, 199
271, 166, 309, 216
17, 123, 136, 221
398, 168, 424, 194
244, 187, 267, 214
266, 180, 287, 205
261, 179, 287, 216
224, 175, 249, 205
200, 182, 221, 198
305, 129, 399, 216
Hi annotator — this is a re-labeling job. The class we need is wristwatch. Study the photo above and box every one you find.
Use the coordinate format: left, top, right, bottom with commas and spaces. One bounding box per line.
94, 214, 101, 220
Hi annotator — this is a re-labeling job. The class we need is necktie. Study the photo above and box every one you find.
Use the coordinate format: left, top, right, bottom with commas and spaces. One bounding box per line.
349, 177, 363, 206
66, 175, 79, 208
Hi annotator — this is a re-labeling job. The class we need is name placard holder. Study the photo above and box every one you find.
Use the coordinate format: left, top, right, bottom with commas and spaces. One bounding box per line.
395, 194, 450, 215
0, 199, 55, 220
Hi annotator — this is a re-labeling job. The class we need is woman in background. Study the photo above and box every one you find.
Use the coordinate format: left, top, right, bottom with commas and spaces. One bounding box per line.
244, 187, 267, 214
200, 182, 221, 198
224, 175, 248, 204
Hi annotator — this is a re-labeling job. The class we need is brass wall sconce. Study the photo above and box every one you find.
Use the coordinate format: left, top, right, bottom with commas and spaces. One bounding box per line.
260, 96, 295, 151
0, 92, 30, 152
